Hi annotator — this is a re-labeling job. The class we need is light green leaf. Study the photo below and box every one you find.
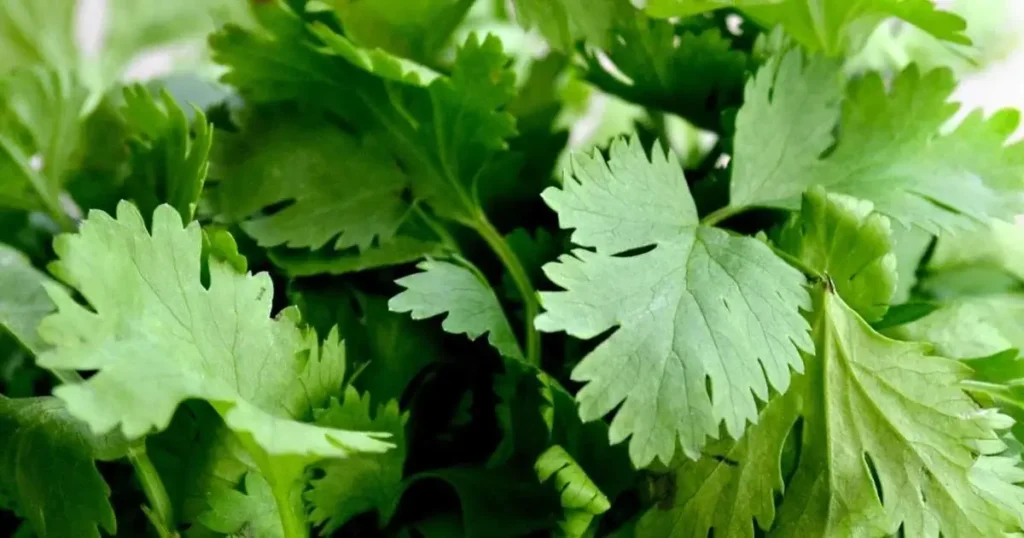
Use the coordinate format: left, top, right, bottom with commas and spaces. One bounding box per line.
535, 445, 610, 538
327, 0, 475, 61
731, 50, 1023, 233
927, 218, 1024, 283
537, 136, 811, 467
777, 187, 896, 322
198, 471, 284, 538
0, 67, 87, 220
307, 387, 408, 531
35, 202, 392, 507
0, 396, 125, 538
584, 12, 750, 131
890, 222, 933, 304
121, 85, 213, 224
640, 287, 1024, 537
775, 290, 1023, 536
0, 243, 56, 353
512, 0, 628, 52
0, 0, 251, 95
390, 260, 524, 361
646, 0, 967, 55
889, 295, 1024, 359
635, 387, 797, 538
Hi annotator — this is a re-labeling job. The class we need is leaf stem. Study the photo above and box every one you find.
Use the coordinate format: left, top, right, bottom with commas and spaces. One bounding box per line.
474, 213, 541, 366
272, 481, 307, 538
767, 242, 823, 280
700, 204, 743, 227
128, 441, 176, 537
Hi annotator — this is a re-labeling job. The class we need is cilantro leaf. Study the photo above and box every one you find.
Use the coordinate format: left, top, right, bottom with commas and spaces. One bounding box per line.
0, 396, 126, 538
646, 0, 967, 55
927, 218, 1024, 283
0, 243, 56, 353
640, 288, 1024, 537
777, 187, 896, 322
198, 471, 285, 538
0, 67, 87, 225
512, 0, 628, 52
326, 0, 475, 61
210, 106, 415, 254
120, 85, 213, 224
35, 203, 392, 490
537, 136, 811, 466
585, 13, 751, 131
213, 11, 517, 226
729, 50, 1023, 232
306, 387, 408, 532
889, 295, 1024, 359
535, 445, 611, 538
1, 0, 251, 95
390, 260, 524, 361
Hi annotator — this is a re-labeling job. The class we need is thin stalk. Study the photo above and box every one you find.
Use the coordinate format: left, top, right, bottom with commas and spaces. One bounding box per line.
50, 369, 84, 384
700, 204, 743, 227
272, 483, 307, 538
767, 243, 824, 280
474, 213, 541, 366
127, 441, 176, 537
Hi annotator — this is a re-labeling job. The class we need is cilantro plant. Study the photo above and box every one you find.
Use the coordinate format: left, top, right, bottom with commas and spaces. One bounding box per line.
3, 0, 1024, 537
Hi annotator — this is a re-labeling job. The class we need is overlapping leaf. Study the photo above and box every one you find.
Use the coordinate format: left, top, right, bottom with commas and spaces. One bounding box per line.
645, 0, 967, 55
776, 187, 896, 322
730, 49, 1024, 232
120, 85, 213, 224
512, 0, 628, 52
36, 202, 392, 472
0, 396, 126, 538
585, 12, 750, 131
0, 243, 56, 353
306, 387, 408, 531
638, 192, 1024, 537
390, 260, 524, 361
537, 136, 811, 466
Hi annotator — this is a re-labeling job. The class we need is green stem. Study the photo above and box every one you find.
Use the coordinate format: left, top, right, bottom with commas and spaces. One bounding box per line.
128, 441, 176, 537
272, 482, 307, 538
50, 369, 84, 384
474, 213, 541, 366
767, 243, 824, 280
700, 204, 743, 227
412, 204, 460, 254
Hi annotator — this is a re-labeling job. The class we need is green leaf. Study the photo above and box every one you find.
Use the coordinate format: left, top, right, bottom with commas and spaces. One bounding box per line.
535, 445, 611, 538
512, 0, 628, 52
0, 243, 56, 353
0, 0, 252, 95
326, 0, 475, 61
889, 295, 1024, 359
537, 136, 811, 467
889, 222, 933, 304
927, 218, 1024, 283
646, 0, 967, 55
0, 396, 126, 538
961, 350, 1024, 443
213, 12, 517, 227
148, 402, 251, 526
777, 187, 896, 322
730, 50, 1024, 232
292, 286, 444, 406
390, 260, 524, 361
120, 85, 213, 224
306, 387, 408, 531
268, 237, 452, 277
198, 471, 285, 538
639, 288, 1024, 537
35, 203, 392, 512
209, 106, 418, 255
585, 13, 751, 131
0, 67, 87, 222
